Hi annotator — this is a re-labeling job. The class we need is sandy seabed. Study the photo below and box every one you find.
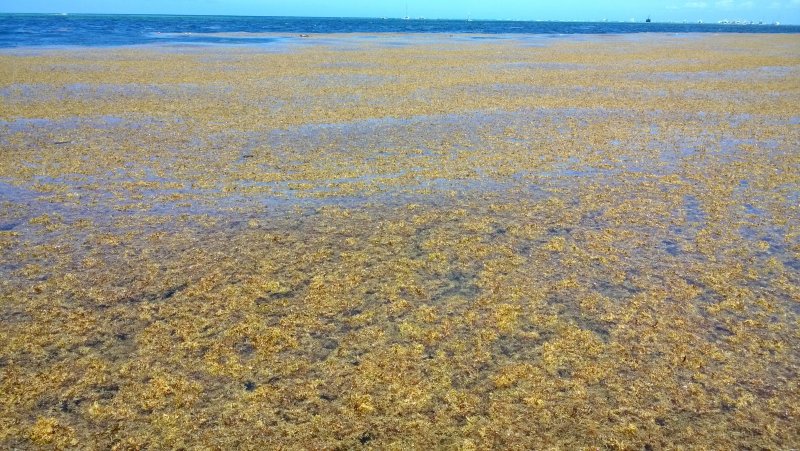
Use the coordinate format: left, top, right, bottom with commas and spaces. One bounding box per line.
1, 33, 799, 449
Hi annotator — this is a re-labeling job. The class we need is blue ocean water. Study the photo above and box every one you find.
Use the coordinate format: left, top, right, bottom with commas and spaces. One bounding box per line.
1, 14, 799, 48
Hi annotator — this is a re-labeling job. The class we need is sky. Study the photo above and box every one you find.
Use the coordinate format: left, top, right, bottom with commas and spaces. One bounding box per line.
1, 0, 798, 24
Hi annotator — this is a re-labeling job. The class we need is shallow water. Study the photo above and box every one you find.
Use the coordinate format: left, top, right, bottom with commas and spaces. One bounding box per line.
0, 33, 799, 449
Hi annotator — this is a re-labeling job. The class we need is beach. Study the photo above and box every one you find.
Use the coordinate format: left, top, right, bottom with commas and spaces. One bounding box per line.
1, 33, 799, 448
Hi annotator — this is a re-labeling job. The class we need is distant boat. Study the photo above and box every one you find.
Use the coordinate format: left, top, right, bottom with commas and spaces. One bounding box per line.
646, 16, 651, 23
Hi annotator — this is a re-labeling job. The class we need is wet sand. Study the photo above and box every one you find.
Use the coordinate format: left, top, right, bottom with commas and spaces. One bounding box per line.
1, 34, 799, 448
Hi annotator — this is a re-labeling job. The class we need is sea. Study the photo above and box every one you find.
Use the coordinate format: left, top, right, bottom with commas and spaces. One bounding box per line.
1, 13, 799, 48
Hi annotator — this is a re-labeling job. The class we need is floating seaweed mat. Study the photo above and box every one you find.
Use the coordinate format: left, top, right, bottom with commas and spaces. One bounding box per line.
0, 33, 798, 449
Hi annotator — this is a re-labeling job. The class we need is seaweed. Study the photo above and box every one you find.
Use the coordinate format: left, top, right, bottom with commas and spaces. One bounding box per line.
0, 33, 798, 449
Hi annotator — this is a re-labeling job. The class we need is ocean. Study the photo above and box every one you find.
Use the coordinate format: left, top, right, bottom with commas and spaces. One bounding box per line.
1, 13, 799, 48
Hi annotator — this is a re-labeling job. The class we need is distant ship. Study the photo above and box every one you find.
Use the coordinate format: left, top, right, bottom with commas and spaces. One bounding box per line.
646, 16, 651, 23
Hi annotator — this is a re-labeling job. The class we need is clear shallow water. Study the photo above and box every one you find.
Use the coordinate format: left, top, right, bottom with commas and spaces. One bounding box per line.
1, 29, 798, 448
1, 13, 799, 48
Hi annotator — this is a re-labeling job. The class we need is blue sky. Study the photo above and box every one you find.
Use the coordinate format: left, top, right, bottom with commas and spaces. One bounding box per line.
1, 0, 798, 23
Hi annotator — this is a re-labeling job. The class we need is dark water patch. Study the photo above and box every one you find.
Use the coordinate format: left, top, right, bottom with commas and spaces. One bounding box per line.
359, 432, 373, 445
161, 284, 185, 299
234, 339, 255, 357
593, 279, 641, 301
255, 291, 295, 304
713, 324, 735, 337
118, 283, 187, 305
743, 204, 764, 216
496, 61, 589, 70
433, 269, 480, 301
97, 384, 120, 400
1, 82, 211, 104
0, 116, 179, 140
320, 338, 339, 350
0, 309, 33, 324
683, 195, 705, 224
643, 66, 797, 82
663, 239, 681, 256
59, 398, 83, 413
